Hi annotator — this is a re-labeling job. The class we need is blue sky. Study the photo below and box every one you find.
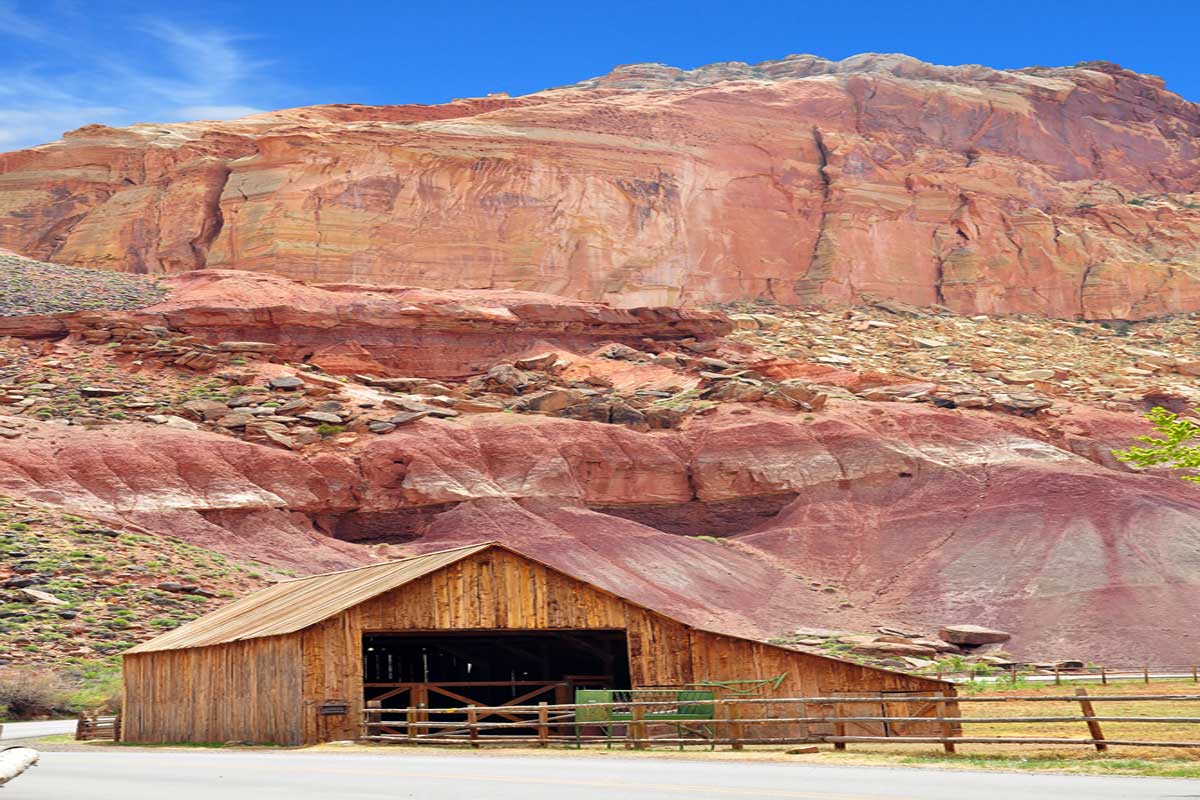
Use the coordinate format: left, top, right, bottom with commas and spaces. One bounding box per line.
1, 0, 1196, 150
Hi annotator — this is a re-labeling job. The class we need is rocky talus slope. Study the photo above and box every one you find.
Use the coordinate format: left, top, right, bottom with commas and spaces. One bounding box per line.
0, 255, 1197, 666
1, 54, 1198, 318
0, 497, 273, 666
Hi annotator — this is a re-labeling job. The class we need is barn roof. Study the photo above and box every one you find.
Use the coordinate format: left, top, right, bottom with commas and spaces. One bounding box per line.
126, 542, 495, 654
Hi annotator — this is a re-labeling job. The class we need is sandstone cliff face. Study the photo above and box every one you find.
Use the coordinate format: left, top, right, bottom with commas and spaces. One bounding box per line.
2, 54, 1198, 319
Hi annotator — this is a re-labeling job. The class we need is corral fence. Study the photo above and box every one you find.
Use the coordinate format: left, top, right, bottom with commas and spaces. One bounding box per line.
934, 662, 1200, 685
75, 712, 120, 741
362, 690, 1200, 752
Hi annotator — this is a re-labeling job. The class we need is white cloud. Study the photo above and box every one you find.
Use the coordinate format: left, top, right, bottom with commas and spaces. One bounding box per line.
0, 5, 287, 149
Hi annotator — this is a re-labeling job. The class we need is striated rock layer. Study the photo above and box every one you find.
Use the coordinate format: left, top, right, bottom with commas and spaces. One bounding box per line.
0, 269, 730, 377
1, 401, 1197, 662
2, 54, 1199, 319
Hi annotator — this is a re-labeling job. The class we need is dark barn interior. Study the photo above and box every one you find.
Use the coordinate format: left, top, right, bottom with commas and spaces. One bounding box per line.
363, 630, 632, 725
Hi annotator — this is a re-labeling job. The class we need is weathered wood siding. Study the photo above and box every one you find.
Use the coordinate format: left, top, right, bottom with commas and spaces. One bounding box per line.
123, 635, 303, 744
302, 548, 698, 741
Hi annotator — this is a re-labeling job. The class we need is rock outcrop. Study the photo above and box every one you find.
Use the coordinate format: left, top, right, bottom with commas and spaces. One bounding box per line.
0, 267, 730, 377
2, 54, 1199, 319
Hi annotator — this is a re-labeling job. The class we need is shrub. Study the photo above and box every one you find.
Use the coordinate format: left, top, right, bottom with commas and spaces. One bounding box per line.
0, 667, 71, 719
315, 423, 345, 438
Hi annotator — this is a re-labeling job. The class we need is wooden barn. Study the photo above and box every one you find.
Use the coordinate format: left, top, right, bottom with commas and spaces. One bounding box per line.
122, 542, 953, 745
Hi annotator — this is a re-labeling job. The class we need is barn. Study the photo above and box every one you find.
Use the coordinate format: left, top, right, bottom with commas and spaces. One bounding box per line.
122, 542, 953, 745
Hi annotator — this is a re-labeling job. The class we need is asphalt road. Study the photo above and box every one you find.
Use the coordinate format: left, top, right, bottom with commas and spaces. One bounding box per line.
0, 720, 75, 740
5, 750, 1200, 800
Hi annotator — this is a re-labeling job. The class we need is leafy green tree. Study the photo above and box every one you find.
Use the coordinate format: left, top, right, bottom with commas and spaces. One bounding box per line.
1113, 406, 1200, 483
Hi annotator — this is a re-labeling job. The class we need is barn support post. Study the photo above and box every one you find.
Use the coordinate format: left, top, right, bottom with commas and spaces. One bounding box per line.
1075, 688, 1107, 752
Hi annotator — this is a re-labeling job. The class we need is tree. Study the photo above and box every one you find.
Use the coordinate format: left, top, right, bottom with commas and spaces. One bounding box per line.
1113, 406, 1200, 483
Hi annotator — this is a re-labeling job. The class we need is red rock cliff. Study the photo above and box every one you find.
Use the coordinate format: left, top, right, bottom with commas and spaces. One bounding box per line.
2, 54, 1198, 319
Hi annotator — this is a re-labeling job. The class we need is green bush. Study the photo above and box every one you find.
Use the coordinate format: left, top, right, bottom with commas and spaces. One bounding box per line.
315, 423, 345, 438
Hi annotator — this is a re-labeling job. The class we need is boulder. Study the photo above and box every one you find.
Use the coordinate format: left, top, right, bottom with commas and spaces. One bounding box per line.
850, 640, 938, 657
17, 587, 66, 605
513, 352, 560, 371
178, 399, 229, 421
522, 389, 584, 414
484, 364, 534, 393
268, 376, 304, 390
80, 386, 124, 397
299, 411, 343, 425
938, 624, 1012, 646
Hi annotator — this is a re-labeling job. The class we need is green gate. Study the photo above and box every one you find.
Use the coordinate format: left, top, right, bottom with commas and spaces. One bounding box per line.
574, 689, 716, 748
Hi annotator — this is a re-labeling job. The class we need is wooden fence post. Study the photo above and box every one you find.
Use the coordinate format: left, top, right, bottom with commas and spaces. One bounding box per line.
936, 699, 956, 754
1144, 665, 1150, 685
631, 703, 647, 750
74, 711, 86, 741
1075, 688, 1107, 752
1054, 665, 1061, 686
1193, 665, 1198, 684
722, 701, 745, 751
831, 702, 847, 751
364, 700, 380, 740
1010, 664, 1018, 685
468, 706, 479, 749
537, 702, 549, 748
406, 706, 417, 742
1100, 666, 1107, 685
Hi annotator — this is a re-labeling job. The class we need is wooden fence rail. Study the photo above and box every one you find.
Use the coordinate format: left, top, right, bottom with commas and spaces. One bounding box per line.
75, 712, 120, 741
361, 690, 1200, 753
938, 664, 1200, 685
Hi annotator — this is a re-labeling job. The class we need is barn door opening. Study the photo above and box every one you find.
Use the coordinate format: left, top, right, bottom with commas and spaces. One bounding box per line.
363, 630, 631, 734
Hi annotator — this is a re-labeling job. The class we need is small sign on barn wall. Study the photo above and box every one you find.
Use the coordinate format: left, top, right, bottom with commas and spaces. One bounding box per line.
319, 700, 349, 716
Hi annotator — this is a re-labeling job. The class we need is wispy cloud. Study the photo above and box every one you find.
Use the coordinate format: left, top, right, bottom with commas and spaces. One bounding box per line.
0, 4, 282, 149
